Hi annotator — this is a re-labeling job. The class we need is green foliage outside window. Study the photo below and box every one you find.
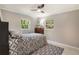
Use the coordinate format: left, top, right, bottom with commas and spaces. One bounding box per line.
46, 17, 54, 29
21, 19, 29, 29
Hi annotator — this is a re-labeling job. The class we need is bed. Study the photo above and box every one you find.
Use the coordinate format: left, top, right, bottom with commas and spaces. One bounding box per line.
9, 30, 64, 55
9, 31, 47, 55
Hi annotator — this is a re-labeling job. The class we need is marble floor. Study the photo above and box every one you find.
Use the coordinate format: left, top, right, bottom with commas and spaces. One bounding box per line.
47, 40, 79, 55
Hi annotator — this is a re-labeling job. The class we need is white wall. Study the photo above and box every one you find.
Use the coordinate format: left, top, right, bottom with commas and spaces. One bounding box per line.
0, 10, 1, 17
0, 6, 2, 17
1, 9, 37, 32
45, 10, 79, 48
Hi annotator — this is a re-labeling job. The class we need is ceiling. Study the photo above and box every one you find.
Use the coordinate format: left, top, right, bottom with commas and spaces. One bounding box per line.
0, 4, 79, 18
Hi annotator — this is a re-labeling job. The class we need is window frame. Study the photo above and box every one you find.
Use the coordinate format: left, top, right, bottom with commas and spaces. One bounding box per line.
20, 19, 31, 30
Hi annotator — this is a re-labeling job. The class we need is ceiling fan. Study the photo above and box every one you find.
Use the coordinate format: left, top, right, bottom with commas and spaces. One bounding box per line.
31, 4, 45, 13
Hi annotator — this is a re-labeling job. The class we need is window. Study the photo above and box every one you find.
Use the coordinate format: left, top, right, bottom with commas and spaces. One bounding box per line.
21, 19, 30, 29
45, 17, 54, 29
36, 17, 45, 28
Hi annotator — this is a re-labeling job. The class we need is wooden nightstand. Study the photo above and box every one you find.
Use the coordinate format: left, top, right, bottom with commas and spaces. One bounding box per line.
35, 27, 44, 34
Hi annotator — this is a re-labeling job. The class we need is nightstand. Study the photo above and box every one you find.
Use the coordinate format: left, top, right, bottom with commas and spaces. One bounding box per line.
35, 27, 44, 34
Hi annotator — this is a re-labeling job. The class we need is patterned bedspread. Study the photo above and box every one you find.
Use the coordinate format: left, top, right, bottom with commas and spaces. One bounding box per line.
9, 32, 47, 55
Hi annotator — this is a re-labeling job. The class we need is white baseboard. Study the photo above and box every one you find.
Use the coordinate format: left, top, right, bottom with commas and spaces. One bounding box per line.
47, 40, 79, 50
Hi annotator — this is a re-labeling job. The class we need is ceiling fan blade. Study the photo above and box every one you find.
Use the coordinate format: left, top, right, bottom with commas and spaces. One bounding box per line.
38, 4, 44, 9
30, 4, 45, 13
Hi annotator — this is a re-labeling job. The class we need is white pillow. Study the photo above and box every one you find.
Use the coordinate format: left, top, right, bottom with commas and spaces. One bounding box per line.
21, 29, 31, 34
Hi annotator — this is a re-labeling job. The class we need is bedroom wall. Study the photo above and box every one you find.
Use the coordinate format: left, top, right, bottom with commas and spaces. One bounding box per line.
0, 10, 1, 17
46, 9, 79, 48
1, 9, 37, 33
1, 8, 79, 48
0, 8, 2, 17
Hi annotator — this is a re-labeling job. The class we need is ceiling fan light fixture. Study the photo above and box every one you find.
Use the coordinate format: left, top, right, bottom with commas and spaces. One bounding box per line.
37, 9, 41, 12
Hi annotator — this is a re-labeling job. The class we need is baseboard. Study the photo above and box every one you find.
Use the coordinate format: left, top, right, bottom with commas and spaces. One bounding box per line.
47, 40, 79, 50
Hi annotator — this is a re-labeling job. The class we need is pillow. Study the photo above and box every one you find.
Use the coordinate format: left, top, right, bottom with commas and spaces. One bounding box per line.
21, 29, 31, 34
9, 30, 22, 39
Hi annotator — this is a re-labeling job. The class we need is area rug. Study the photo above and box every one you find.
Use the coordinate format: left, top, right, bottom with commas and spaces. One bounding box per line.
32, 44, 64, 55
